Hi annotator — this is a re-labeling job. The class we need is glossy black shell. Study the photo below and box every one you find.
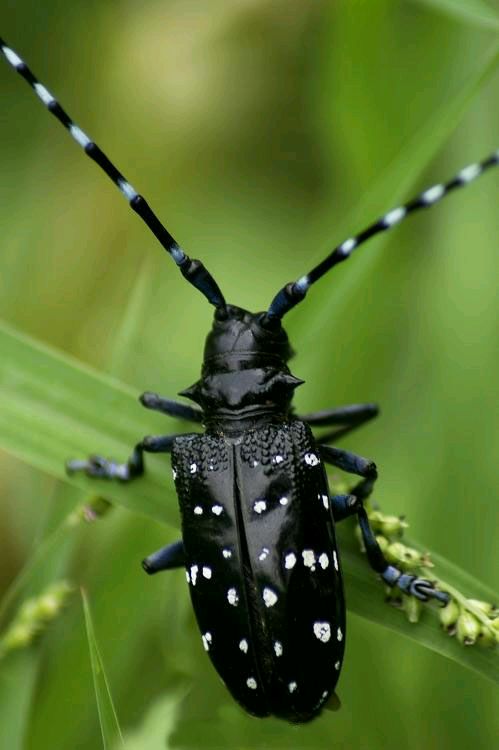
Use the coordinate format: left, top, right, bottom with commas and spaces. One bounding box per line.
172, 306, 345, 723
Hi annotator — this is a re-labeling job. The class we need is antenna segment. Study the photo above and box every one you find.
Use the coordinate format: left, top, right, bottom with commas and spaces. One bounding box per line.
1, 38, 226, 310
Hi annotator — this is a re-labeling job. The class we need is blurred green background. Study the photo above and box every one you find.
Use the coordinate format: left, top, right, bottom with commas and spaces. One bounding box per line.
1, 1, 498, 748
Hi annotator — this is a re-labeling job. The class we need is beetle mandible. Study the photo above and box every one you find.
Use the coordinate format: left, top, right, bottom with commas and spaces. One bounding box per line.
1, 37, 497, 724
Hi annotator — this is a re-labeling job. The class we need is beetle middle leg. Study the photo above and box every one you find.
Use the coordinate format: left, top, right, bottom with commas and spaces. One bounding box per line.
302, 403, 378, 444
320, 444, 449, 605
66, 433, 180, 481
142, 539, 185, 574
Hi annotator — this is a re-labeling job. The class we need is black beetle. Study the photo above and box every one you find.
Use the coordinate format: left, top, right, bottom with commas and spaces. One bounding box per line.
1, 37, 497, 724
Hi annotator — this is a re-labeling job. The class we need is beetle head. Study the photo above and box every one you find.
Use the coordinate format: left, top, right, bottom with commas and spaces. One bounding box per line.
201, 305, 294, 374
179, 306, 302, 419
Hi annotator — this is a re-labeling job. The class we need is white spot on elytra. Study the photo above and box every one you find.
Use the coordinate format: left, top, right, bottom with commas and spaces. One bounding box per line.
189, 463, 197, 474
284, 552, 297, 570
34, 82, 55, 106
208, 463, 214, 470
211, 504, 223, 516
202, 632, 212, 651
333, 550, 339, 571
190, 565, 198, 586
222, 548, 232, 559
322, 689, 329, 700
194, 506, 203, 515
334, 660, 341, 671
313, 621, 331, 643
227, 588, 239, 606
337, 627, 343, 642
382, 206, 406, 227
254, 500, 267, 514
246, 677, 257, 690
239, 638, 248, 653
202, 566, 212, 579
171, 468, 177, 481
273, 455, 284, 465
318, 553, 329, 570
322, 494, 329, 510
263, 587, 278, 607
421, 183, 444, 204
259, 547, 270, 561
304, 453, 319, 466
274, 641, 283, 657
288, 681, 297, 693
302, 549, 316, 570
69, 124, 91, 149
279, 496, 289, 506
251, 460, 259, 468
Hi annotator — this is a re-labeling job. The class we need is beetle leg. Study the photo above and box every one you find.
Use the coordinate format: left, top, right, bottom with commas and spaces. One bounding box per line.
301, 403, 378, 444
319, 444, 378, 480
142, 539, 185, 574
305, 404, 379, 443
330, 492, 449, 605
140, 392, 203, 423
66, 433, 180, 481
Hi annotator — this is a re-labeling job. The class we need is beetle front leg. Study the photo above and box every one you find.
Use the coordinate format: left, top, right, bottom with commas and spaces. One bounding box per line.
140, 392, 203, 423
66, 433, 180, 481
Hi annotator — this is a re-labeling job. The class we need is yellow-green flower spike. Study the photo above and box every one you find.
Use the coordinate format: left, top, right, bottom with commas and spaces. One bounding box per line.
456, 611, 481, 646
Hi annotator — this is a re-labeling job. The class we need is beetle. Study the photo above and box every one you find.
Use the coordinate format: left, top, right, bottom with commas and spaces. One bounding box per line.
1, 37, 497, 724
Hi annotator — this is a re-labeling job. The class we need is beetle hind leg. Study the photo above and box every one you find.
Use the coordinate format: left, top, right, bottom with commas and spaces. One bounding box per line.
321, 444, 449, 606
66, 433, 179, 481
331, 492, 449, 605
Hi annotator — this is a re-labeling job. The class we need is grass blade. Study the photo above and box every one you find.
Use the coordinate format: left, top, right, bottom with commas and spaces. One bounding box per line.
81, 590, 124, 750
414, 0, 499, 30
0, 318, 174, 525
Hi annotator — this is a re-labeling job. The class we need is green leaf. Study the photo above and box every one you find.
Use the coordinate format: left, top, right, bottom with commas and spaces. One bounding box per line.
81, 590, 124, 750
0, 319, 174, 525
114, 691, 187, 750
414, 0, 499, 31
0, 651, 40, 750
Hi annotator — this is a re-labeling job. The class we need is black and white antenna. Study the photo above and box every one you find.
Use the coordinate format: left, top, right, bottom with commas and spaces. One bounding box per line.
265, 149, 499, 321
0, 37, 226, 311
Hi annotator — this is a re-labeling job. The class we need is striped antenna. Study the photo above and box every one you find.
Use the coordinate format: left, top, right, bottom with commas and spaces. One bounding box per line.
266, 149, 499, 320
0, 37, 226, 311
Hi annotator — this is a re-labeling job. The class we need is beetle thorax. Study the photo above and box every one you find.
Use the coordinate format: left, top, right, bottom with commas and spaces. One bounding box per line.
179, 305, 303, 431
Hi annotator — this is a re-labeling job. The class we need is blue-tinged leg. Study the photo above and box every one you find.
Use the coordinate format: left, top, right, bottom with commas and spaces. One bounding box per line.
301, 403, 378, 443
331, 493, 448, 604
66, 433, 180, 481
142, 540, 185, 575
322, 444, 449, 605
140, 392, 203, 423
